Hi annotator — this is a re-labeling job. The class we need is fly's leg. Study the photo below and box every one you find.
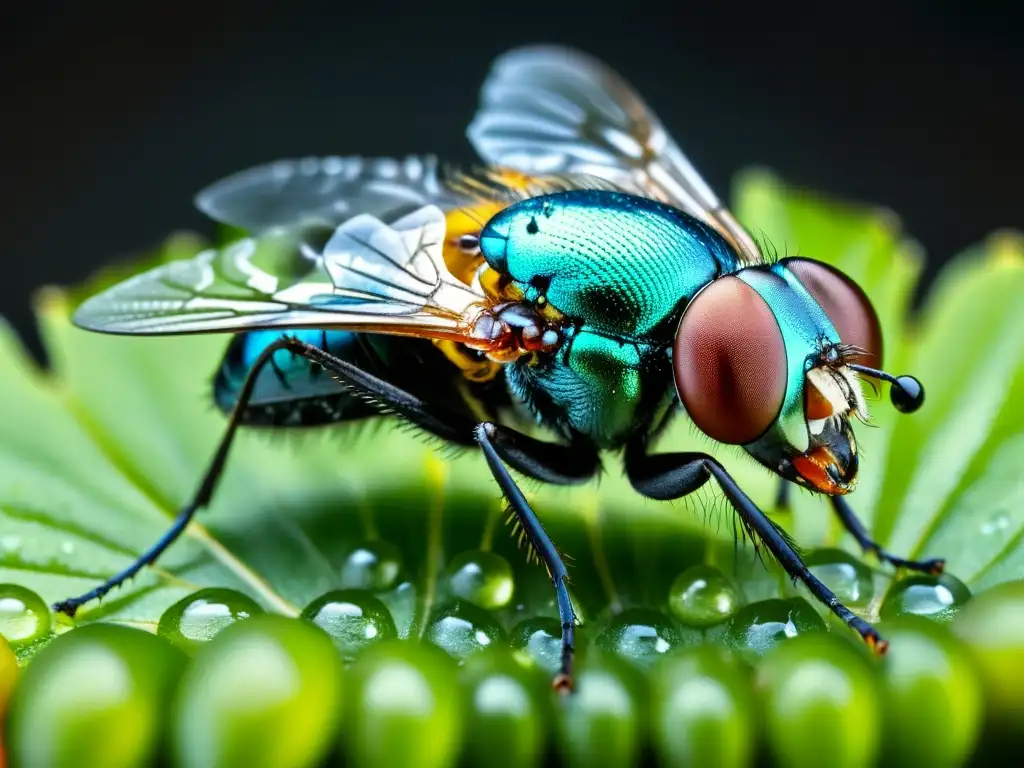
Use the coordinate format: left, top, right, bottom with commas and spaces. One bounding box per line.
625, 445, 888, 653
53, 337, 318, 617
830, 495, 945, 574
773, 480, 943, 574
475, 422, 598, 693
53, 334, 479, 618
57, 334, 598, 691
282, 341, 601, 689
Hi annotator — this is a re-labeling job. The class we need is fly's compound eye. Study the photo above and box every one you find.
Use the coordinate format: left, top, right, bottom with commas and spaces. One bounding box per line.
673, 276, 787, 445
784, 258, 884, 366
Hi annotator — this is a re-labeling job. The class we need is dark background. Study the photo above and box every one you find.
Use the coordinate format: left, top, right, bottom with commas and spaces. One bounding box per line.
2, 3, 1022, 362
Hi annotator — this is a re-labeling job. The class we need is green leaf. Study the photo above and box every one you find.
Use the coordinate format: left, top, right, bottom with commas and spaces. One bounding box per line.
3, 170, 1024, 766
0, 170, 1021, 641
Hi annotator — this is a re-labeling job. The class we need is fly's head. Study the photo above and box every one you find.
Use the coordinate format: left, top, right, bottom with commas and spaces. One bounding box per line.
671, 259, 924, 496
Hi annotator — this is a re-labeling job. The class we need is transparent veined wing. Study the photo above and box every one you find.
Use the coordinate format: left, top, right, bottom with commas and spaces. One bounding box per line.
195, 155, 466, 234
467, 45, 764, 264
72, 205, 485, 340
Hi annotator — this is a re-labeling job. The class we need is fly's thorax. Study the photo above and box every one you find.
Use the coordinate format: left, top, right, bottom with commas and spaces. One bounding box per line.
505, 326, 673, 448
478, 190, 740, 344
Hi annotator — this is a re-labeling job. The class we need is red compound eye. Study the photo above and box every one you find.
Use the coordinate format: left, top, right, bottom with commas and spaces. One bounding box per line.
785, 258, 884, 366
673, 276, 787, 445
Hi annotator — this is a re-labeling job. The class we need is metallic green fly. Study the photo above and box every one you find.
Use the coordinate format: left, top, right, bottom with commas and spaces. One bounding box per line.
57, 45, 935, 692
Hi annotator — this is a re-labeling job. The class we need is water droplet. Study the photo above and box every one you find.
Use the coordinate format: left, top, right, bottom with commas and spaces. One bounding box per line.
424, 601, 506, 661
980, 512, 1011, 536
157, 588, 263, 652
510, 617, 573, 675
339, 540, 403, 592
0, 584, 51, 647
60, 541, 75, 556
881, 574, 971, 623
804, 548, 874, 607
302, 589, 396, 661
443, 549, 515, 609
379, 581, 416, 639
668, 564, 741, 627
0, 535, 22, 553
597, 608, 697, 668
724, 598, 826, 660
506, 578, 587, 627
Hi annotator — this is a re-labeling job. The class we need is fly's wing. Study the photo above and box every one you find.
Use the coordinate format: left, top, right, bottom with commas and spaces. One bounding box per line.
195, 155, 466, 234
73, 204, 485, 340
467, 45, 764, 264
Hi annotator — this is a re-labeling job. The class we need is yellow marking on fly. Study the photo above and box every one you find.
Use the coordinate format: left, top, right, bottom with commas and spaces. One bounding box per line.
454, 377, 496, 424
441, 204, 502, 284
432, 339, 501, 382
478, 266, 520, 300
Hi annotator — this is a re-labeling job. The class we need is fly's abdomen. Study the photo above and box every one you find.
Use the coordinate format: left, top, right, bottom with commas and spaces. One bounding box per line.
214, 328, 509, 429
213, 329, 377, 427
479, 190, 741, 342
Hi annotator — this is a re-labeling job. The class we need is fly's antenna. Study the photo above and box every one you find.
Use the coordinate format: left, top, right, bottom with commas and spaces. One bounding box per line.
847, 364, 925, 414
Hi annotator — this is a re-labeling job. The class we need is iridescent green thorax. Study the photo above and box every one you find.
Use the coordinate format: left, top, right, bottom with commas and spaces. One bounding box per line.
481, 190, 740, 446
505, 330, 672, 447
480, 190, 740, 342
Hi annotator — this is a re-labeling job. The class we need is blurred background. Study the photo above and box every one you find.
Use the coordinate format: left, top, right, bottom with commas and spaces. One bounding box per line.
2, 2, 1021, 362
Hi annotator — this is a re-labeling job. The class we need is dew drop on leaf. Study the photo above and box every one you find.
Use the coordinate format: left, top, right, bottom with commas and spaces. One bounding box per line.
651, 646, 757, 768
340, 540, 404, 591
558, 660, 643, 766
803, 548, 875, 607
171, 616, 343, 768
667, 564, 741, 627
596, 608, 699, 668
6, 624, 186, 768
0, 584, 51, 647
509, 617, 570, 675
379, 580, 417, 639
424, 601, 507, 661
880, 616, 983, 767
724, 598, 827, 661
346, 641, 462, 768
881, 574, 971, 623
951, 580, 1024, 732
979, 511, 1011, 536
444, 549, 515, 609
460, 651, 547, 768
157, 587, 263, 653
757, 634, 883, 768
301, 589, 397, 661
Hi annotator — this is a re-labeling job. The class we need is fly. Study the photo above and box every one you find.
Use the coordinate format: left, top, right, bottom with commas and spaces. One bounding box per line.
55, 45, 938, 693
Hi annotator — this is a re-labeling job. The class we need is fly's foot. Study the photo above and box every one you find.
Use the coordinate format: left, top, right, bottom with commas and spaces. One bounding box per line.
552, 673, 575, 695
858, 621, 890, 655
872, 547, 946, 575
51, 599, 83, 619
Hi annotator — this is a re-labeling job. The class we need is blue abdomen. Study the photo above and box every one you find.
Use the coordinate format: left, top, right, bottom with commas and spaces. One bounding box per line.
214, 329, 377, 426
213, 328, 512, 428
480, 190, 741, 344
